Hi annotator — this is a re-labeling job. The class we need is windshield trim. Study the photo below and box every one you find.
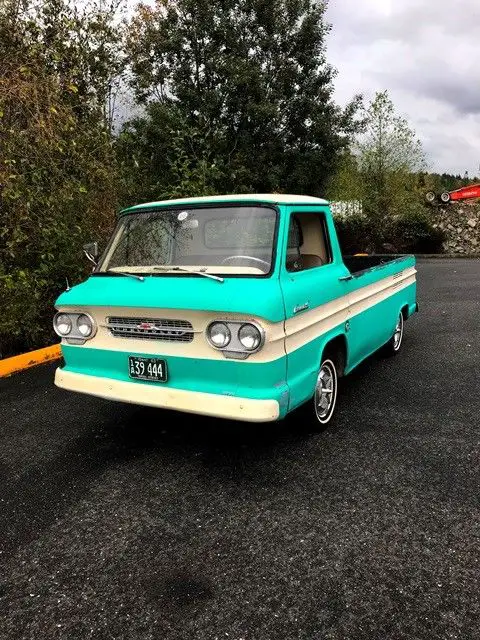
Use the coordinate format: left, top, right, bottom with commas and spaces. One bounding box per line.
93, 203, 280, 279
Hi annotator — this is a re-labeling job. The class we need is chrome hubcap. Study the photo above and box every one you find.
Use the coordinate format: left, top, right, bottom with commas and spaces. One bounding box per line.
393, 315, 403, 350
315, 362, 336, 420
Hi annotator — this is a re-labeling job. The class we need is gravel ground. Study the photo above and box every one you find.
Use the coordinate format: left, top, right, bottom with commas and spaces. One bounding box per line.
1, 259, 480, 640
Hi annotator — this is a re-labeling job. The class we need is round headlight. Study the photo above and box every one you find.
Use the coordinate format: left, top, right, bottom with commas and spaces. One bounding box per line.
54, 313, 72, 336
77, 314, 93, 337
238, 323, 262, 351
208, 322, 231, 349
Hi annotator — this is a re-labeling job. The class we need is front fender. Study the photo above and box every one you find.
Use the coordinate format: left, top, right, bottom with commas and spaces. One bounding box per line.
286, 325, 349, 412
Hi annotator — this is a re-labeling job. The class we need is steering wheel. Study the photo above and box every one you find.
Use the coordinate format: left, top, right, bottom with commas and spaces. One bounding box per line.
221, 255, 270, 269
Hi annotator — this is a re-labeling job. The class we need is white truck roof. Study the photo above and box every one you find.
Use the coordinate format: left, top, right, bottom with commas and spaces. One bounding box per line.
124, 194, 329, 212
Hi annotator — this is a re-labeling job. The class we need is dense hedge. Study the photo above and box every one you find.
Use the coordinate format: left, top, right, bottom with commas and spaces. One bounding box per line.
335, 210, 446, 255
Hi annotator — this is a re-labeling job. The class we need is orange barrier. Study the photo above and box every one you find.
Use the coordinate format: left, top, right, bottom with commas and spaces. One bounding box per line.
0, 344, 62, 378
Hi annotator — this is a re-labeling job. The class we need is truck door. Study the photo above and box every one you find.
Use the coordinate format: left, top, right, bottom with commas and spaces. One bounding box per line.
280, 207, 351, 410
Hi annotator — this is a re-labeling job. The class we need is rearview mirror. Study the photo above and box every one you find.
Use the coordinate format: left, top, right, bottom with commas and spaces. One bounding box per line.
83, 241, 99, 265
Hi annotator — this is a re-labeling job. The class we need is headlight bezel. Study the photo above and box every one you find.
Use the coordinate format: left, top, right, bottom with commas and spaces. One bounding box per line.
238, 323, 263, 352
76, 313, 94, 338
53, 311, 97, 342
206, 322, 232, 349
206, 320, 265, 357
53, 313, 73, 337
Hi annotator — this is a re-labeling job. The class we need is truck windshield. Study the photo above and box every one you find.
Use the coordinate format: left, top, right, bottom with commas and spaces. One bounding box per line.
98, 205, 277, 276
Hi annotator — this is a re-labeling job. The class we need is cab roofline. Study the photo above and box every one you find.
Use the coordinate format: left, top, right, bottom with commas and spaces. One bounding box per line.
120, 193, 329, 215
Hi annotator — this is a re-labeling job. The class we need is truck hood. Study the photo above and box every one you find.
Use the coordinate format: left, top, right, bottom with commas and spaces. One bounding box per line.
55, 274, 285, 323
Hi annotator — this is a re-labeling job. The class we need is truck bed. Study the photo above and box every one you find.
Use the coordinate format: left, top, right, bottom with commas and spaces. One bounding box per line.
343, 254, 411, 276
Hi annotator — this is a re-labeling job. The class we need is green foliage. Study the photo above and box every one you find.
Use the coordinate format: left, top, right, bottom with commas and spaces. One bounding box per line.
0, 0, 122, 357
121, 0, 362, 200
334, 216, 376, 255
394, 210, 446, 254
335, 210, 445, 256
360, 92, 425, 176
116, 104, 222, 204
328, 91, 427, 242
327, 152, 365, 204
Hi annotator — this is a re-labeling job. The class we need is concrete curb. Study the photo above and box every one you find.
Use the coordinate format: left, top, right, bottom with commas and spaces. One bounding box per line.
346, 253, 480, 259
414, 254, 480, 259
0, 345, 61, 378
363, 254, 480, 259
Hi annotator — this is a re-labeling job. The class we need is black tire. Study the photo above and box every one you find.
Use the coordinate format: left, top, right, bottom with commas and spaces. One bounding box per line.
383, 312, 404, 356
425, 191, 437, 204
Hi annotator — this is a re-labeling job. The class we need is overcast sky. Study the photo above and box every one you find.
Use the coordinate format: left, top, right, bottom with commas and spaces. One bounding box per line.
326, 0, 480, 176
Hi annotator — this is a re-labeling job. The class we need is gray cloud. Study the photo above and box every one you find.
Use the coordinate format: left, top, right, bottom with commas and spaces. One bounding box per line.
326, 0, 480, 174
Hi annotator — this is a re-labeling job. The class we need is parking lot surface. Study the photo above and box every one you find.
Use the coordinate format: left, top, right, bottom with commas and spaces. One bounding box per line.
1, 259, 480, 639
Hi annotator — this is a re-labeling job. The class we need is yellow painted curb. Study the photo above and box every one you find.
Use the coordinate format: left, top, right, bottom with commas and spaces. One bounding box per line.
0, 344, 62, 378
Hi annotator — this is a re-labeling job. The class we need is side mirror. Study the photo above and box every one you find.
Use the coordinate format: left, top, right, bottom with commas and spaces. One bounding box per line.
83, 241, 99, 266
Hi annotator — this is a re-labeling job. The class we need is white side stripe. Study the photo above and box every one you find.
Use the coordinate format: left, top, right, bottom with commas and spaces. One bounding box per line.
285, 268, 416, 356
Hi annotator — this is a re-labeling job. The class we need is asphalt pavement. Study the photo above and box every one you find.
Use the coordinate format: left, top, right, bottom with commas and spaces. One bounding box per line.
1, 259, 480, 640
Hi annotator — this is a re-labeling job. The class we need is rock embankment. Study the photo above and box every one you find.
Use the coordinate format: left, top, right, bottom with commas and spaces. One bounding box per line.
432, 203, 480, 254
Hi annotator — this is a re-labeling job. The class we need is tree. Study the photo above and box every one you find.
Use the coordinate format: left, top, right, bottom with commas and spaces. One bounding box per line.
328, 91, 427, 217
326, 151, 364, 205
358, 91, 426, 222
327, 92, 436, 252
121, 0, 361, 200
0, 0, 124, 356
116, 103, 223, 204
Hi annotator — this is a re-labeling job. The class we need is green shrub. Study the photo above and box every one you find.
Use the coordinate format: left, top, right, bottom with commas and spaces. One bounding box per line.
334, 211, 445, 255
334, 217, 379, 255
393, 211, 446, 254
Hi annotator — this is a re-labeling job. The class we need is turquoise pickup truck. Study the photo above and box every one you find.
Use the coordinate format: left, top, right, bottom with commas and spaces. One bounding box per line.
53, 194, 417, 426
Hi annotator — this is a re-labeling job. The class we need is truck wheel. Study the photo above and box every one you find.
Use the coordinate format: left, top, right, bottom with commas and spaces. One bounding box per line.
294, 349, 342, 430
311, 358, 338, 426
440, 192, 451, 203
425, 191, 437, 203
384, 312, 404, 356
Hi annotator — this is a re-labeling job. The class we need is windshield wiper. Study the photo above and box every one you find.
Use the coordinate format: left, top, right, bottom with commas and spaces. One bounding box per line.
153, 266, 224, 283
107, 269, 145, 282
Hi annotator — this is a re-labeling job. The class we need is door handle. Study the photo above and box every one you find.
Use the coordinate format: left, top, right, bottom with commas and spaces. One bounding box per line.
339, 275, 353, 282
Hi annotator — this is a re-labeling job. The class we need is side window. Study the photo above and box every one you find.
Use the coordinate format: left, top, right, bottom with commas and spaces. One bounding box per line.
286, 212, 332, 272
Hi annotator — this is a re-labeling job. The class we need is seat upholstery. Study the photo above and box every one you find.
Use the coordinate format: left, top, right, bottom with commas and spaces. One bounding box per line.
286, 254, 324, 272
301, 254, 324, 269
